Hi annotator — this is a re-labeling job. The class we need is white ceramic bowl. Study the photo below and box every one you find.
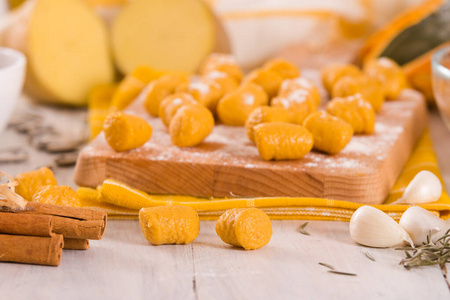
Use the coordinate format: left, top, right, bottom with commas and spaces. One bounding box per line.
0, 47, 26, 132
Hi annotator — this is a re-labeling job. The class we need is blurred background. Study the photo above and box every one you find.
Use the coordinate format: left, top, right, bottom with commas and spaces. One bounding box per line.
0, 0, 436, 107
0, 0, 447, 165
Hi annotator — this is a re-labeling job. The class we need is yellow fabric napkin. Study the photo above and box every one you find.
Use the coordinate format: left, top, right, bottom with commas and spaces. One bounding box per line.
76, 129, 450, 221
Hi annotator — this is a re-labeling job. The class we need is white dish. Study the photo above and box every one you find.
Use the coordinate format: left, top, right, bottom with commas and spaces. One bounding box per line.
0, 47, 26, 133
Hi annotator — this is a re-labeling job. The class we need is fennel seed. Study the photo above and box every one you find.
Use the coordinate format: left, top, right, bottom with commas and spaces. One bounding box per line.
364, 251, 376, 261
318, 262, 335, 270
328, 270, 357, 276
299, 222, 310, 236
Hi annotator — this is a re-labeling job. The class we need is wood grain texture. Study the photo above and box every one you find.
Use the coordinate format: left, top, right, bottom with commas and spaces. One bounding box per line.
74, 89, 427, 204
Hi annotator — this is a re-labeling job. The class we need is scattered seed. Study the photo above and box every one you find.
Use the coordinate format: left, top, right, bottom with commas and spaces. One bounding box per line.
364, 251, 376, 261
328, 270, 357, 276
299, 222, 310, 235
319, 262, 335, 270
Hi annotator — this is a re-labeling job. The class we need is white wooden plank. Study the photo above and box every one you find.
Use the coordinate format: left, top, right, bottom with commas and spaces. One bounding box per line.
2, 220, 448, 300
0, 220, 196, 300
192, 220, 450, 300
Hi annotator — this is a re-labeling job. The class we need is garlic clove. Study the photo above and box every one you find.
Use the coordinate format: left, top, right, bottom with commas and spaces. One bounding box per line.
443, 219, 450, 236
399, 206, 445, 245
350, 206, 413, 248
394, 171, 442, 204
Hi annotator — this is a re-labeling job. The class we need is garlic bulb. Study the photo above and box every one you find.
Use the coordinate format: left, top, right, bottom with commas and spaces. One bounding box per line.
394, 171, 442, 204
399, 206, 445, 245
350, 206, 413, 248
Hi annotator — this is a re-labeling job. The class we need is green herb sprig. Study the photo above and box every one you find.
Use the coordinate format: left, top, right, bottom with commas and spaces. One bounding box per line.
396, 229, 450, 269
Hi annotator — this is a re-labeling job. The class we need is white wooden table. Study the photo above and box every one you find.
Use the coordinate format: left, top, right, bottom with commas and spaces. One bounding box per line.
1, 99, 450, 300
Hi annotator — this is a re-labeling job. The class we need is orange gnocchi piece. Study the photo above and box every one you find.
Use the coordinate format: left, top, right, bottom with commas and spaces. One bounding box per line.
217, 83, 269, 126
203, 71, 239, 97
303, 111, 354, 154
200, 53, 243, 83
278, 77, 321, 107
326, 94, 375, 134
159, 93, 198, 127
332, 75, 384, 112
176, 80, 222, 113
263, 58, 300, 80
14, 167, 57, 201
143, 73, 189, 116
245, 106, 295, 142
321, 64, 361, 93
243, 68, 283, 98
363, 57, 408, 100
216, 208, 272, 250
254, 122, 313, 161
271, 89, 317, 125
139, 206, 200, 245
170, 104, 214, 147
110, 66, 163, 111
103, 112, 152, 152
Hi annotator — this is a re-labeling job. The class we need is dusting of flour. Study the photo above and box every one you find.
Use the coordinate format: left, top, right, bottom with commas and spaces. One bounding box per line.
85, 90, 423, 177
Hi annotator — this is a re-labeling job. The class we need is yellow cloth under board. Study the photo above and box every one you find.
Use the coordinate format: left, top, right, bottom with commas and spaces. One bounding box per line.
75, 129, 450, 221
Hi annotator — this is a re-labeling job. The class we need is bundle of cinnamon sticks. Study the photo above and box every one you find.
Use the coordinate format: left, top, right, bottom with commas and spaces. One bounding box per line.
0, 202, 107, 266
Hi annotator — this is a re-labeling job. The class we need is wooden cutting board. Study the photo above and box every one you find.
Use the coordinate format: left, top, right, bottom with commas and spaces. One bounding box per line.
74, 89, 427, 205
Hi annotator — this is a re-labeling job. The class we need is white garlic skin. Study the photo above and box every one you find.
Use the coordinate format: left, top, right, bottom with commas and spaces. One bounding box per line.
350, 206, 413, 248
399, 171, 442, 204
399, 206, 445, 245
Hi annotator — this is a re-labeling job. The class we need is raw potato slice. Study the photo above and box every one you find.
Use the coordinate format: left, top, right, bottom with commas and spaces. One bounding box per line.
1, 0, 114, 106
112, 0, 216, 74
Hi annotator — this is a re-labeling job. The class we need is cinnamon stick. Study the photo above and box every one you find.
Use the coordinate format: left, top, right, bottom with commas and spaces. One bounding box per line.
52, 216, 106, 240
0, 233, 63, 266
24, 202, 106, 221
0, 213, 53, 237
19, 202, 107, 240
64, 238, 89, 250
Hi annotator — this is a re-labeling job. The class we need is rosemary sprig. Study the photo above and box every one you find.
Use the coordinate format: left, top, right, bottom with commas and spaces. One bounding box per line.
396, 229, 450, 269
299, 222, 310, 236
